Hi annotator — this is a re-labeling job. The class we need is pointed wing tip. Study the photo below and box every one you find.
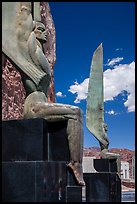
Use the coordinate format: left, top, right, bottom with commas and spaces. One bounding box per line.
97, 43, 103, 50
93, 43, 103, 57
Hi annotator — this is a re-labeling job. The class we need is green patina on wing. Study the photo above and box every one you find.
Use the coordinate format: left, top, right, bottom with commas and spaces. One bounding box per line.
86, 43, 108, 146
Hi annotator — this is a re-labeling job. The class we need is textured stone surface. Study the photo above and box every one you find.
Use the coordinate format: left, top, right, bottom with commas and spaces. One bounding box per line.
2, 2, 56, 120
2, 55, 26, 120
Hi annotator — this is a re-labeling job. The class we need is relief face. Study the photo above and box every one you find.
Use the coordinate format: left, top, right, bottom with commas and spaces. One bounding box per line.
34, 22, 47, 43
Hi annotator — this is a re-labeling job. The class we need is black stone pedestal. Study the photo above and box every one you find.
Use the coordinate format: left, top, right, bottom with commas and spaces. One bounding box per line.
84, 173, 121, 202
94, 158, 118, 172
84, 159, 121, 202
2, 161, 82, 202
2, 161, 67, 202
2, 119, 82, 202
3, 119, 121, 202
66, 186, 82, 202
2, 118, 70, 162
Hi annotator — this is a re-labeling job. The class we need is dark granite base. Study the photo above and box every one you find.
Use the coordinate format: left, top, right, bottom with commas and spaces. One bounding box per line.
94, 159, 118, 172
84, 172, 121, 202
2, 119, 83, 202
2, 161, 83, 202
2, 161, 67, 202
2, 119, 70, 162
66, 186, 82, 202
2, 119, 121, 202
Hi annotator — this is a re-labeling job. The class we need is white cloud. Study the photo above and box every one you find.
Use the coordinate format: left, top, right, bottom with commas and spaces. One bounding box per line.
104, 61, 135, 112
56, 91, 66, 98
106, 57, 124, 66
115, 48, 123, 51
68, 78, 89, 103
124, 92, 135, 112
106, 110, 118, 115
68, 61, 135, 112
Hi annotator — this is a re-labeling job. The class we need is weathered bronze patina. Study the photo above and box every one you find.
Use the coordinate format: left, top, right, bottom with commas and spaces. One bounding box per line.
2, 2, 85, 186
86, 44, 109, 147
86, 44, 120, 174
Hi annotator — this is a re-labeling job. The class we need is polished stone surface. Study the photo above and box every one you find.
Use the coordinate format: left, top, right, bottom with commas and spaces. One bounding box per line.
47, 120, 70, 161
84, 172, 121, 202
2, 119, 83, 202
2, 119, 47, 161
2, 161, 67, 202
94, 158, 118, 173
2, 119, 121, 202
2, 119, 70, 162
66, 186, 82, 202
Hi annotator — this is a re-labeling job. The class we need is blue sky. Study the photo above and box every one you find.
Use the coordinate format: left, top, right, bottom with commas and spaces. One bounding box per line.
49, 2, 135, 150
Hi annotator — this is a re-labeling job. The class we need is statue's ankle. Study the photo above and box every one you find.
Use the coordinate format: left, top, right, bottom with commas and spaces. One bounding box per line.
67, 161, 85, 186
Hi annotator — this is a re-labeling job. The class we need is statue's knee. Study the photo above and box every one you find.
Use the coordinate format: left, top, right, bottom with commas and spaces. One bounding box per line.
71, 106, 82, 116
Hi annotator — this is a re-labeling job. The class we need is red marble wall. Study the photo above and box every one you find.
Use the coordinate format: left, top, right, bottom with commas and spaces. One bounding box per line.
2, 54, 26, 120
2, 2, 56, 120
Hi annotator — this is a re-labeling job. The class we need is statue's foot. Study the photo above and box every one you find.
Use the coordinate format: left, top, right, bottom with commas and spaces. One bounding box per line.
67, 161, 85, 186
100, 149, 120, 159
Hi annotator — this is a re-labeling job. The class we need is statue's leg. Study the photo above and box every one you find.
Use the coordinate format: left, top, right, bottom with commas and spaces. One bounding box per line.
67, 115, 85, 186
23, 91, 85, 185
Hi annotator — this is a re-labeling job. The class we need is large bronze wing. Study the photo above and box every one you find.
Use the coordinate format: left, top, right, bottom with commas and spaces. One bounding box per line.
86, 43, 108, 146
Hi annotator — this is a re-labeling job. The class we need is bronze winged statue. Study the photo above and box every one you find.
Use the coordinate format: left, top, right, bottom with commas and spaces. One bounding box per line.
2, 2, 85, 186
86, 44, 120, 174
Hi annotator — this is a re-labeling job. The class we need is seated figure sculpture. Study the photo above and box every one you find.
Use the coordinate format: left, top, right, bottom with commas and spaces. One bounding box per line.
23, 21, 85, 186
14, 3, 85, 186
